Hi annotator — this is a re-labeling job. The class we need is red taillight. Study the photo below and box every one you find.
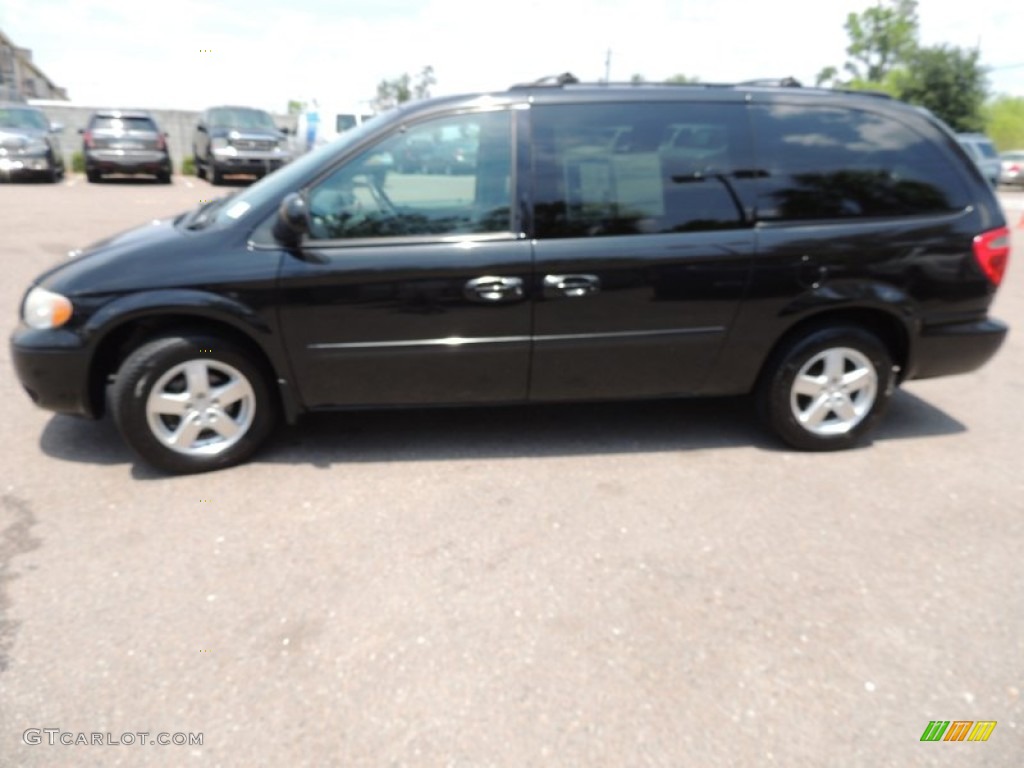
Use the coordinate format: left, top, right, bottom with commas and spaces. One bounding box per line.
1009, 163, 1021, 173
83, 130, 94, 148
156, 134, 166, 151
973, 227, 1011, 286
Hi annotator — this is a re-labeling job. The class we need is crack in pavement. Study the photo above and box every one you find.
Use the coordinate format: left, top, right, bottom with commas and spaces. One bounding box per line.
0, 493, 42, 674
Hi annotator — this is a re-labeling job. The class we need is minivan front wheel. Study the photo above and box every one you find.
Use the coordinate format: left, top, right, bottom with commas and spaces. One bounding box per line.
758, 326, 894, 451
112, 335, 276, 473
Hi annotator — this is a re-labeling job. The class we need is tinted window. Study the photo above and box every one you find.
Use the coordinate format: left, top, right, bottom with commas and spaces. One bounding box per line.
532, 102, 754, 238
306, 110, 512, 240
752, 104, 967, 220
91, 116, 158, 132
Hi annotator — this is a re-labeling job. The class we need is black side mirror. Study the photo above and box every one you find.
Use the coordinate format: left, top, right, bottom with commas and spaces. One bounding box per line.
273, 192, 309, 246
196, 124, 207, 133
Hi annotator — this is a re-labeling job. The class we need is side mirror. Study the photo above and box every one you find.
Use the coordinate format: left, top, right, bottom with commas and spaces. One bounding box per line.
273, 192, 309, 246
196, 124, 207, 133
77, 127, 85, 134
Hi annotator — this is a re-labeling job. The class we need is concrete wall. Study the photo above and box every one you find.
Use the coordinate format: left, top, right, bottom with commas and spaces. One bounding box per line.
26, 102, 298, 174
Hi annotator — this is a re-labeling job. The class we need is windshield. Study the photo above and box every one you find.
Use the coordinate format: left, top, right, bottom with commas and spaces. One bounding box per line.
0, 107, 49, 131
200, 115, 391, 228
209, 108, 278, 132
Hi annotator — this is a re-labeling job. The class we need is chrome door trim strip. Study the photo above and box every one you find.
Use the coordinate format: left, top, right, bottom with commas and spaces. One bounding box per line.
308, 326, 724, 351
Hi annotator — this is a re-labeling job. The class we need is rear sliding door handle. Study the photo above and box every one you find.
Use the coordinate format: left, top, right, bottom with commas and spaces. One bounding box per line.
543, 274, 600, 298
464, 275, 524, 303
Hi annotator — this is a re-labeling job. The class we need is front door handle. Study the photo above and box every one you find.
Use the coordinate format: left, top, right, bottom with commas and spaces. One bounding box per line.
543, 274, 600, 298
464, 275, 524, 303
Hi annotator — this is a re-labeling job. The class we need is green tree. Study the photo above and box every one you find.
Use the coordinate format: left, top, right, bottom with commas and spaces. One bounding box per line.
843, 0, 918, 82
286, 100, 305, 116
816, 0, 918, 88
373, 66, 436, 111
890, 45, 988, 131
414, 66, 436, 100
984, 95, 1024, 150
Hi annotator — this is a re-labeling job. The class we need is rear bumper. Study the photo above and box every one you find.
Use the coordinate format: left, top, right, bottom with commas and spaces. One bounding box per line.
10, 328, 98, 418
906, 318, 1008, 380
86, 149, 170, 174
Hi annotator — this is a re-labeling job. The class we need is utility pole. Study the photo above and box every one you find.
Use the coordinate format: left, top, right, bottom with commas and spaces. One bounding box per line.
604, 49, 612, 83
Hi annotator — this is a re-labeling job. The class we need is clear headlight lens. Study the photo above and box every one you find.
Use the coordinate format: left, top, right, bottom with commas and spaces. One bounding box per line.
23, 286, 73, 329
211, 137, 228, 150
25, 138, 49, 153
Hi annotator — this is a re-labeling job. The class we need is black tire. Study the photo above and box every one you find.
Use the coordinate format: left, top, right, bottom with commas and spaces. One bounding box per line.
86, 169, 101, 183
195, 154, 206, 180
757, 326, 894, 451
157, 171, 172, 184
111, 335, 277, 474
209, 160, 223, 185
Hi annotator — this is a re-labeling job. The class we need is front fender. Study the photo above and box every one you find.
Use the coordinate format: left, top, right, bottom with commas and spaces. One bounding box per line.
82, 289, 273, 339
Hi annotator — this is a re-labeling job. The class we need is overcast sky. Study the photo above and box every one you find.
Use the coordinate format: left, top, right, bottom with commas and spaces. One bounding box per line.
2, 0, 1021, 113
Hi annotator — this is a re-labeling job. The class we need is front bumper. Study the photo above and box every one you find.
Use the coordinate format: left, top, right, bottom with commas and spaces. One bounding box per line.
906, 317, 1008, 380
0, 152, 55, 177
211, 148, 289, 176
10, 327, 98, 418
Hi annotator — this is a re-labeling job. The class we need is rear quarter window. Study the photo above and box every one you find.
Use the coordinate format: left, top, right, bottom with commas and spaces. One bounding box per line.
751, 104, 970, 220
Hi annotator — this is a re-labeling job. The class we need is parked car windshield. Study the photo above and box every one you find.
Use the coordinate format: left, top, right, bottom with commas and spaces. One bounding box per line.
208, 108, 277, 131
0, 107, 49, 131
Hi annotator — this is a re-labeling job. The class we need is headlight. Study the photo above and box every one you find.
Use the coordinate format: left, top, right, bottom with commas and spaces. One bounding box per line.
25, 138, 49, 153
211, 137, 228, 150
23, 286, 73, 329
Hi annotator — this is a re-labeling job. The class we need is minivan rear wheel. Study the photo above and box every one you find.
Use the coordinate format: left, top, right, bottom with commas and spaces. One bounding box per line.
758, 326, 894, 451
112, 335, 276, 473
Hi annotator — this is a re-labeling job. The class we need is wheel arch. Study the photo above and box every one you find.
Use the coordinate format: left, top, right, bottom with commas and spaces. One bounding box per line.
755, 306, 912, 393
86, 310, 298, 423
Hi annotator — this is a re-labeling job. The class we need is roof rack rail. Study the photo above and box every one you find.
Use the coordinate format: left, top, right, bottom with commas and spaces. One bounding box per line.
509, 72, 580, 89
737, 77, 802, 88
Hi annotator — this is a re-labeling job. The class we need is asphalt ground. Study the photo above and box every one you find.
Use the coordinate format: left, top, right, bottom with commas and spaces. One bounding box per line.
1, 174, 1022, 767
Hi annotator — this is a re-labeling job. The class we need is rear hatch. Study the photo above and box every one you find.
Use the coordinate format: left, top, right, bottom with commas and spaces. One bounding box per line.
89, 116, 162, 152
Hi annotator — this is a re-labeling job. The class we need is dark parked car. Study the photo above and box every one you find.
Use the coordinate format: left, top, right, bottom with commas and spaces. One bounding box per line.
193, 105, 291, 184
82, 110, 172, 183
0, 103, 65, 182
11, 80, 1011, 473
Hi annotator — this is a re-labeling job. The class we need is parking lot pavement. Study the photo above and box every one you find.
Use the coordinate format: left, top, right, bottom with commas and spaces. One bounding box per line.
0, 179, 1022, 766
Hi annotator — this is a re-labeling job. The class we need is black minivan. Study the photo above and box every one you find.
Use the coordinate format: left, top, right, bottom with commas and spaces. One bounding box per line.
11, 80, 1011, 473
